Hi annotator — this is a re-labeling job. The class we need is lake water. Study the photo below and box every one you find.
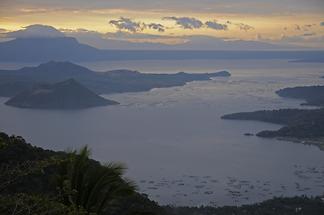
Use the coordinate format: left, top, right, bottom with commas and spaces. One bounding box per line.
0, 59, 324, 206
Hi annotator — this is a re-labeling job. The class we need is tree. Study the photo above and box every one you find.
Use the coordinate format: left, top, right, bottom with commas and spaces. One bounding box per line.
58, 146, 136, 214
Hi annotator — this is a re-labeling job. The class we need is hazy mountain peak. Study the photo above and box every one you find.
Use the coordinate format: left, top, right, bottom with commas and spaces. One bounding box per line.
32, 61, 93, 75
7, 24, 65, 38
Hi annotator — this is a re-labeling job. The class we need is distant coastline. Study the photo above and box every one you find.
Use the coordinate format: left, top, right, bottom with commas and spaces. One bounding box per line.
0, 61, 231, 98
1, 37, 324, 62
222, 85, 324, 150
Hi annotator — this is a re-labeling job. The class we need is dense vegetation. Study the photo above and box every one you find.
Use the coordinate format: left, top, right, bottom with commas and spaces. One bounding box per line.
0, 132, 165, 215
276, 85, 324, 106
1, 131, 324, 214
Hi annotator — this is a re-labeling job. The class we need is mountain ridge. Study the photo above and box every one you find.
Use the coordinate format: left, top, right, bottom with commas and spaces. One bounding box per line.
1, 37, 324, 62
0, 61, 231, 97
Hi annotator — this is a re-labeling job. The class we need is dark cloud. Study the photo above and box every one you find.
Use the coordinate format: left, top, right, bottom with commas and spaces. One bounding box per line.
164, 17, 203, 29
109, 17, 144, 33
321, 22, 324, 26
284, 24, 316, 32
164, 17, 229, 31
146, 23, 165, 32
205, 21, 228, 30
109, 17, 165, 33
6, 24, 65, 38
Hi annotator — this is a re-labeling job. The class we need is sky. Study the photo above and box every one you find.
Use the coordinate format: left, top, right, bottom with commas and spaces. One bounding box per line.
0, 0, 324, 49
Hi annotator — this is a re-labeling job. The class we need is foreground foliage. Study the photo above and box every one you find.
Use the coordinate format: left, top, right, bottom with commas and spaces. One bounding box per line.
0, 132, 162, 215
1, 131, 324, 215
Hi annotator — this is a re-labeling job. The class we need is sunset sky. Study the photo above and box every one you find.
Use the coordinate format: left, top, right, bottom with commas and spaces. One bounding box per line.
1, 0, 324, 48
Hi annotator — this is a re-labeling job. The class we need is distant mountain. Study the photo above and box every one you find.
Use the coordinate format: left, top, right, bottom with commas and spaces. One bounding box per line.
0, 37, 104, 62
5, 79, 118, 109
1, 37, 324, 62
77, 34, 291, 50
0, 61, 231, 97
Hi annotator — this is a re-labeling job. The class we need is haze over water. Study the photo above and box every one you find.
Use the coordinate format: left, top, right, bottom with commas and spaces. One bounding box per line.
0, 59, 324, 206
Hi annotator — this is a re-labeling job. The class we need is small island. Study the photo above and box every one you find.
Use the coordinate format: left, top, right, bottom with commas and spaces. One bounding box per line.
5, 79, 119, 109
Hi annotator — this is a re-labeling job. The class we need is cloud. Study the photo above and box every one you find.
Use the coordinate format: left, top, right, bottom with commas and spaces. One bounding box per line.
320, 22, 324, 26
109, 17, 144, 33
294, 24, 315, 31
164, 17, 229, 31
146, 23, 165, 32
205, 21, 228, 30
164, 17, 203, 29
6, 24, 65, 38
109, 17, 165, 33
227, 21, 254, 31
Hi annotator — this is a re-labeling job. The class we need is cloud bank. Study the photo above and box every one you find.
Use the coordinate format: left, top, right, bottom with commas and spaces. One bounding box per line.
2, 23, 323, 50
164, 17, 254, 31
109, 17, 144, 33
109, 17, 166, 33
205, 21, 228, 30
146, 23, 165, 32
164, 17, 203, 29
227, 21, 254, 31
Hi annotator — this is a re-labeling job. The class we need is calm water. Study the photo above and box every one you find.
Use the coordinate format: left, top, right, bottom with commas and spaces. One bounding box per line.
0, 59, 324, 206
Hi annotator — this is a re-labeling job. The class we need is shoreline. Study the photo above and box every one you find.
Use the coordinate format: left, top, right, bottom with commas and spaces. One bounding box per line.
275, 137, 324, 151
